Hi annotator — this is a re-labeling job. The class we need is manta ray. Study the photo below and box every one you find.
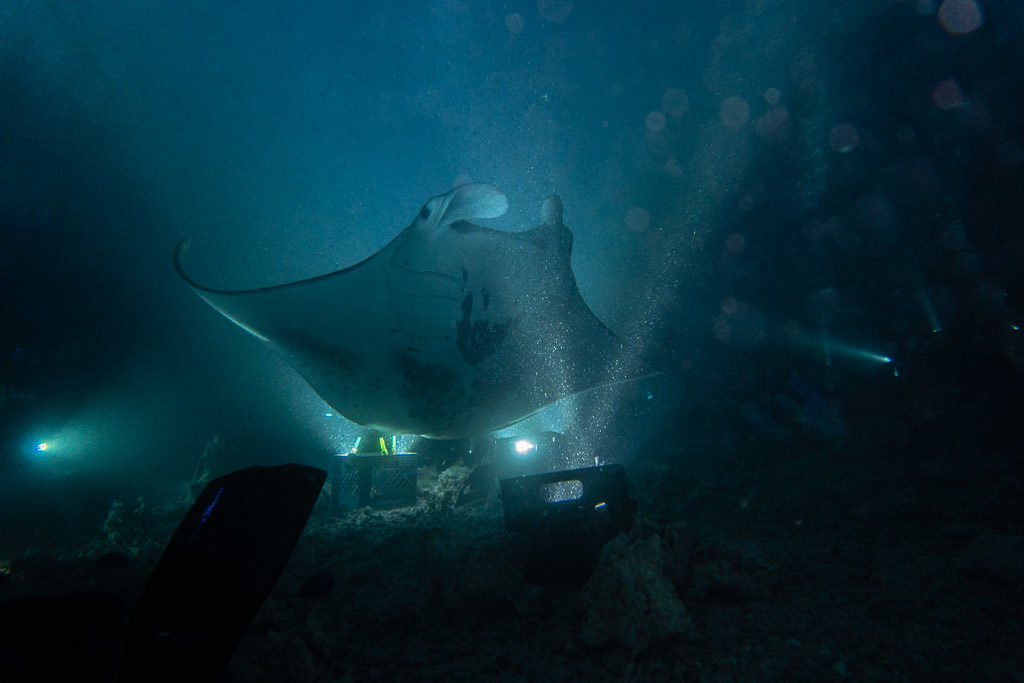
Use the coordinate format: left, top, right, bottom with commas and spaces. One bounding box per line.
175, 183, 648, 438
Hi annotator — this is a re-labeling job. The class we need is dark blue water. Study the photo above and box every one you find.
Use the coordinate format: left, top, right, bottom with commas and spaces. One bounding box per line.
1, 2, 1022, 678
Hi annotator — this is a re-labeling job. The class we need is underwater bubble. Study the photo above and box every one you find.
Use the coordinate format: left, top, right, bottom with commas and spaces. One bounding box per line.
829, 122, 859, 153
937, 0, 983, 34
737, 195, 754, 212
719, 96, 749, 129
764, 87, 782, 105
932, 78, 964, 110
505, 13, 525, 34
721, 296, 738, 314
537, 0, 573, 23
661, 87, 689, 117
755, 106, 789, 139
624, 206, 650, 233
725, 233, 746, 252
712, 319, 731, 341
645, 110, 667, 132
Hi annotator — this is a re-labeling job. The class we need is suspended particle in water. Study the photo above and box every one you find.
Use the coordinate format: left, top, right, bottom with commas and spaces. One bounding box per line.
755, 106, 789, 139
829, 122, 860, 153
937, 0, 983, 34
645, 110, 667, 132
663, 158, 683, 178
505, 13, 525, 34
932, 78, 964, 110
661, 87, 689, 117
624, 206, 650, 233
719, 96, 749, 129
537, 0, 573, 24
725, 233, 746, 252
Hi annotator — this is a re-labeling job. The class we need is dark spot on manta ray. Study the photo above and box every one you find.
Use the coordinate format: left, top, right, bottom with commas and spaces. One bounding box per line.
456, 291, 510, 365
461, 266, 468, 282
392, 348, 464, 428
482, 287, 490, 310
419, 205, 431, 219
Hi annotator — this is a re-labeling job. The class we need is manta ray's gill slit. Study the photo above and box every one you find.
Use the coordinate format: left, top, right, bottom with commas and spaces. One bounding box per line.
384, 287, 461, 304
386, 309, 460, 321
388, 327, 453, 340
385, 289, 460, 321
384, 286, 460, 297
389, 262, 462, 282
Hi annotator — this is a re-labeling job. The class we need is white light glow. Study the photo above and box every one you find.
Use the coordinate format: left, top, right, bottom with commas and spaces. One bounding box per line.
514, 438, 536, 455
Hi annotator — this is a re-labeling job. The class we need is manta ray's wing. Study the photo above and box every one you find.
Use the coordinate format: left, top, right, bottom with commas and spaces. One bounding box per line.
176, 183, 646, 437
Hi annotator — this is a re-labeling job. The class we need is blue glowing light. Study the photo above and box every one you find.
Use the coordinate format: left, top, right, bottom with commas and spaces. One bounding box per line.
190, 486, 225, 540
35, 442, 48, 452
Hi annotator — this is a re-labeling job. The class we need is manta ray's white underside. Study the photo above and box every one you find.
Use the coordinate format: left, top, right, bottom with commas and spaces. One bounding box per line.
176, 183, 647, 438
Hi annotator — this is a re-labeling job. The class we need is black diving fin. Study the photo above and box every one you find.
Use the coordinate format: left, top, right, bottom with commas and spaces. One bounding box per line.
118, 463, 326, 682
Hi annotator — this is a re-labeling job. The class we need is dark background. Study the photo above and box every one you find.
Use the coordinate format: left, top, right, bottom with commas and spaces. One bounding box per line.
1, 1, 1021, 555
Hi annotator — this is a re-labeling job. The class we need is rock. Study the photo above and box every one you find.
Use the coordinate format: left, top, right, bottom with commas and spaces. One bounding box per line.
579, 534, 696, 653
660, 522, 697, 590
299, 572, 335, 599
423, 465, 473, 507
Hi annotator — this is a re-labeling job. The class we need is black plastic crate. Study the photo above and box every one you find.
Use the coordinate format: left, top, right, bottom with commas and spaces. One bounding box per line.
331, 454, 418, 510
500, 464, 634, 583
